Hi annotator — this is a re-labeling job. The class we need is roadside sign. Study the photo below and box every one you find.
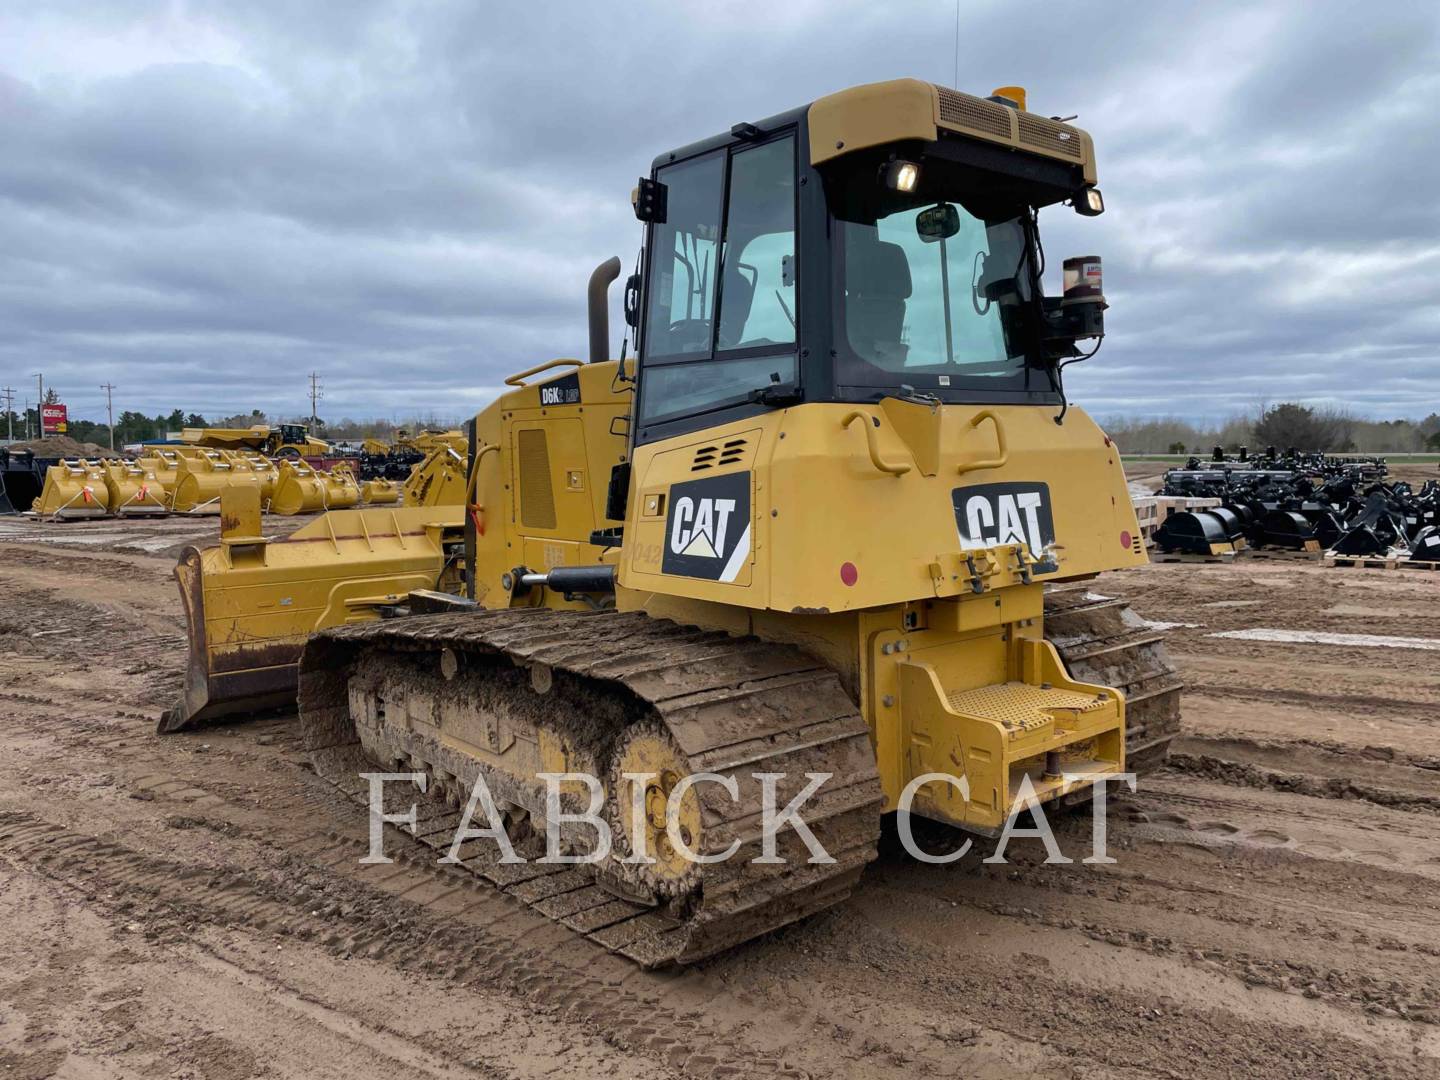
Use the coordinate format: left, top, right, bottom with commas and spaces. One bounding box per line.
41, 403, 67, 435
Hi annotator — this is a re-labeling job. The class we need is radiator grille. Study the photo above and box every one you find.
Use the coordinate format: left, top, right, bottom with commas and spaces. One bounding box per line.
937, 88, 1013, 140
1017, 112, 1084, 160
517, 429, 556, 529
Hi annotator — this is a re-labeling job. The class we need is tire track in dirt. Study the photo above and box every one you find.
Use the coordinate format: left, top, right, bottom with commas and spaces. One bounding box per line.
0, 809, 811, 1079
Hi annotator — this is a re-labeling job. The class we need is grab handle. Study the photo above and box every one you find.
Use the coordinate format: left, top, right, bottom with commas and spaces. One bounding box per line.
841, 412, 912, 477
956, 410, 1008, 475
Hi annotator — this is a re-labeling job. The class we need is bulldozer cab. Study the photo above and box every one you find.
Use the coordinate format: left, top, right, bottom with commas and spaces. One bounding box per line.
631, 78, 1104, 449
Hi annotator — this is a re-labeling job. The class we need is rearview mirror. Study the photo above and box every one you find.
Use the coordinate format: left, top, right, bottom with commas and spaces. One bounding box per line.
623, 273, 642, 329
916, 203, 960, 243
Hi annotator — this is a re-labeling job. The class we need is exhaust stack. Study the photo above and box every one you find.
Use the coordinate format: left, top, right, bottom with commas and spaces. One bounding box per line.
588, 256, 623, 364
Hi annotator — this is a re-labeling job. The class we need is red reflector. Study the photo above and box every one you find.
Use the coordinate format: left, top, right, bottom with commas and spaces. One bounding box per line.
840, 562, 858, 586
1120, 530, 1133, 549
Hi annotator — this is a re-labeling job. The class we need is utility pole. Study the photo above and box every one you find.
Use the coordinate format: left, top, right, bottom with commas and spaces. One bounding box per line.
307, 372, 322, 432
100, 382, 117, 452
32, 374, 42, 437
1, 387, 14, 442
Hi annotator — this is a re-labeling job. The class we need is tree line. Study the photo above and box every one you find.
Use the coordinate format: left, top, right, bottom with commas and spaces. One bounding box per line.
1103, 404, 1440, 455
0, 404, 463, 447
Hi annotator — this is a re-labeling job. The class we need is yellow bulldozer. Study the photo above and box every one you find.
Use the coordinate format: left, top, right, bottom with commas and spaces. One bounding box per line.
162, 78, 1179, 966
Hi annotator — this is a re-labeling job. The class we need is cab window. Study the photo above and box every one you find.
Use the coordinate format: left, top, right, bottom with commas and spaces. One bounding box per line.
643, 153, 723, 359
640, 135, 796, 427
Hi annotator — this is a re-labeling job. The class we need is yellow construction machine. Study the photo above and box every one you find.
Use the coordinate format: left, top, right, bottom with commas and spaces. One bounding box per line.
181, 423, 330, 460
163, 79, 1180, 965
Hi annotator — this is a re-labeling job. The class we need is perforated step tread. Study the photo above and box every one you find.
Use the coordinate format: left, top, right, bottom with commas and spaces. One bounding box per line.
945, 681, 1107, 733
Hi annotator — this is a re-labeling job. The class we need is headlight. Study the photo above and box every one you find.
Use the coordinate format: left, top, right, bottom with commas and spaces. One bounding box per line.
1074, 186, 1104, 216
882, 160, 920, 193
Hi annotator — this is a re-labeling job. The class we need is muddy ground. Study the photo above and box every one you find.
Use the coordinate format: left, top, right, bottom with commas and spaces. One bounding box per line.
0, 509, 1436, 1079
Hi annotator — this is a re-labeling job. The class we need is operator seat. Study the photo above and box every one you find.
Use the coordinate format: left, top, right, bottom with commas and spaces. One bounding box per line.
717, 264, 757, 349
844, 234, 911, 366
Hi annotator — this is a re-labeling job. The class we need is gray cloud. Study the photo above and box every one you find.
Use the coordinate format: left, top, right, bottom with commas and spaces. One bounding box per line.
1, 0, 1438, 425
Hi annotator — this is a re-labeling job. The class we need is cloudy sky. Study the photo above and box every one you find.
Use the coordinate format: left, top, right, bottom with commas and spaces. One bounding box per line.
2, 1, 1437, 426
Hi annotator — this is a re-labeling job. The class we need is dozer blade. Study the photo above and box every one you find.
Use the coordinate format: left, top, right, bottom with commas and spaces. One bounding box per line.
161, 486, 463, 733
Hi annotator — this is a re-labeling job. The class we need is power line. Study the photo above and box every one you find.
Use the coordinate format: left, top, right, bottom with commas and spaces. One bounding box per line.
100, 382, 117, 452
308, 372, 322, 431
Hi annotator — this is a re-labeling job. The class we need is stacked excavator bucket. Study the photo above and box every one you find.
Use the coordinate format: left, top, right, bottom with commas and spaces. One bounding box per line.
172, 449, 262, 513
236, 452, 280, 503
103, 460, 168, 516
35, 459, 111, 519
359, 477, 400, 504
135, 448, 183, 507
270, 459, 361, 515
161, 486, 464, 731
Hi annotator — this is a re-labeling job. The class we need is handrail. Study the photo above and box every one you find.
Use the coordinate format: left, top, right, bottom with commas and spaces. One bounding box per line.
503, 358, 584, 387
468, 443, 501, 538
957, 410, 1008, 474
467, 443, 499, 504
841, 411, 911, 476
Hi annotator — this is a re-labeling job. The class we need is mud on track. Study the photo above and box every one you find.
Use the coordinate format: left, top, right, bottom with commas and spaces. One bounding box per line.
1, 513, 1437, 1079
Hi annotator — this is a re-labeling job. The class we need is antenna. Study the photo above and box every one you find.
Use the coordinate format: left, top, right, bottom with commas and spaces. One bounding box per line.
953, 0, 960, 88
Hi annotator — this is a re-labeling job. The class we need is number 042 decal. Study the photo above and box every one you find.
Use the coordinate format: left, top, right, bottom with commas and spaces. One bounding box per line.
661, 472, 752, 582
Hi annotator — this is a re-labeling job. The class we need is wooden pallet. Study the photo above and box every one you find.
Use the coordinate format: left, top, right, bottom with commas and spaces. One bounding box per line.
1322, 553, 1410, 570
1324, 555, 1440, 572
1153, 550, 1236, 564
1239, 546, 1322, 563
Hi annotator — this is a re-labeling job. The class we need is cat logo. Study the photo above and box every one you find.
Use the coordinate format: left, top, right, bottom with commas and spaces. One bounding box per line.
953, 481, 1058, 572
661, 471, 752, 582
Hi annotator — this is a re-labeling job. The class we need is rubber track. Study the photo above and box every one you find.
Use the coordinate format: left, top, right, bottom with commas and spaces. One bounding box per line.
298, 608, 885, 968
1043, 584, 1183, 771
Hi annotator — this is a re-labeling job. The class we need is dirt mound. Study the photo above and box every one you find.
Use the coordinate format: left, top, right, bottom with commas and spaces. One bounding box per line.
9, 435, 113, 457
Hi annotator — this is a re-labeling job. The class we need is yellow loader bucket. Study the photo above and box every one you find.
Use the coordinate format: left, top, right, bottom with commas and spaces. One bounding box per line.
236, 452, 279, 503
160, 486, 463, 732
36, 459, 111, 519
270, 460, 361, 515
403, 445, 468, 507
172, 450, 261, 513
360, 478, 400, 504
103, 460, 168, 516
135, 449, 182, 507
